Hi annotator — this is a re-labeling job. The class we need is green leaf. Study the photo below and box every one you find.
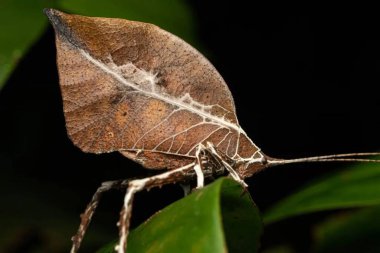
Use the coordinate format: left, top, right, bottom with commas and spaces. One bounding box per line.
97, 178, 262, 253
0, 0, 55, 88
264, 161, 380, 224
312, 205, 380, 253
59, 0, 197, 45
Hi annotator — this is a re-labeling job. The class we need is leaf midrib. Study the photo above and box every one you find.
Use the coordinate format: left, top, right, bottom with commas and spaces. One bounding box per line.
78, 48, 243, 133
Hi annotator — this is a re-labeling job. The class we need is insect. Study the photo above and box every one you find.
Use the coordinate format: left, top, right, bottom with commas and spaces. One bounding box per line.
44, 8, 380, 253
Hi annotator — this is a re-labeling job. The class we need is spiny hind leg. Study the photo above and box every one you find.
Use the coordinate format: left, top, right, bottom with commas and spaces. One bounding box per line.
116, 162, 196, 253
70, 180, 129, 253
71, 144, 224, 253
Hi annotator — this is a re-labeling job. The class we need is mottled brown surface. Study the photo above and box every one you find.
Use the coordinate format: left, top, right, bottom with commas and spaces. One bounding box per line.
45, 9, 261, 170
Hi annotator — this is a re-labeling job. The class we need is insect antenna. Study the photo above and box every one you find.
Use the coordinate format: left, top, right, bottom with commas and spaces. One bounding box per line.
266, 152, 380, 167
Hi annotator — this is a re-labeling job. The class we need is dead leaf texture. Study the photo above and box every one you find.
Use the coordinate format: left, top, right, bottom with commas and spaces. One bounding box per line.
46, 9, 261, 171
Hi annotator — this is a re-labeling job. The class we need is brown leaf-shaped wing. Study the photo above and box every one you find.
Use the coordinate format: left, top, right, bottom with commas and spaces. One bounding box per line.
45, 9, 259, 169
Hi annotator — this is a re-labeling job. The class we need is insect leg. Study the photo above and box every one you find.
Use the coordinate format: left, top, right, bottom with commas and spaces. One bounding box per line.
70, 180, 129, 253
116, 162, 195, 253
194, 143, 207, 189
206, 142, 248, 188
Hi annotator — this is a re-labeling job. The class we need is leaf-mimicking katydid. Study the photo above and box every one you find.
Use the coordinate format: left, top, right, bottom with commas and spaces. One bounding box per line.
44, 9, 380, 253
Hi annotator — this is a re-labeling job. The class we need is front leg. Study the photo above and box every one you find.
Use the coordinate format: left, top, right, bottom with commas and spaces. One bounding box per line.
193, 142, 248, 189
205, 142, 248, 188
194, 143, 207, 189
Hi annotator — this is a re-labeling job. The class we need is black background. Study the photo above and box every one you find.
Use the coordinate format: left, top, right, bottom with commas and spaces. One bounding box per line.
1, 3, 379, 253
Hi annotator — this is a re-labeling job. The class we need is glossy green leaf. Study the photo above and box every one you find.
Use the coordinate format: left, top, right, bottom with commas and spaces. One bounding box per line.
59, 0, 197, 45
0, 0, 54, 88
264, 161, 380, 224
312, 205, 380, 253
97, 178, 262, 253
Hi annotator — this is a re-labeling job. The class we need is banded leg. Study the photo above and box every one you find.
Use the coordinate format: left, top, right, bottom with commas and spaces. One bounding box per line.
71, 143, 230, 253
194, 144, 207, 188
70, 180, 129, 253
206, 142, 248, 188
116, 162, 196, 253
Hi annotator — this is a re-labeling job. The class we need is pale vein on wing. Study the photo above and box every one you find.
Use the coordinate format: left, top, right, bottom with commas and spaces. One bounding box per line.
131, 108, 183, 149
79, 49, 244, 133
152, 121, 219, 151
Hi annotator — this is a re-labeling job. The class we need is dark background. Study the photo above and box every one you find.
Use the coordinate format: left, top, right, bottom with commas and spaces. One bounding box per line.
1, 3, 379, 253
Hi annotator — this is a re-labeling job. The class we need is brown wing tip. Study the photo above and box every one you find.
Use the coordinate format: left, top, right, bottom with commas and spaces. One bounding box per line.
43, 8, 57, 18
44, 8, 66, 32
43, 8, 84, 48
44, 8, 65, 25
44, 9, 67, 38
